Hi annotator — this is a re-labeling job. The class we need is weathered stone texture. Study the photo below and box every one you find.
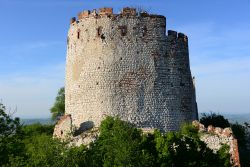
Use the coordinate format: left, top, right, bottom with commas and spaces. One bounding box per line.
65, 7, 198, 132
69, 128, 99, 147
193, 121, 241, 167
99, 8, 113, 16
53, 115, 72, 139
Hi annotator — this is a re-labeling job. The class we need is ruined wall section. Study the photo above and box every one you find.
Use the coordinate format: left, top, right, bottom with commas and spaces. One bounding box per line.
193, 121, 241, 167
53, 115, 72, 139
65, 8, 197, 132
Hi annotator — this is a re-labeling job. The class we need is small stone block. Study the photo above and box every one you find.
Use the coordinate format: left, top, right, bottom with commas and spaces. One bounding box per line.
121, 7, 137, 16
99, 7, 113, 16
70, 17, 76, 24
168, 30, 177, 38
78, 10, 90, 20
207, 125, 214, 132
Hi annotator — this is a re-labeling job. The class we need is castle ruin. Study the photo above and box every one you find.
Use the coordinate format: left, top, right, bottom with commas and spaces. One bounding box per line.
54, 7, 198, 137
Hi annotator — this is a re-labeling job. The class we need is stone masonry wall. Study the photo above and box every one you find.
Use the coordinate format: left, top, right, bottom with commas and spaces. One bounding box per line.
65, 7, 198, 132
193, 121, 241, 167
53, 115, 72, 139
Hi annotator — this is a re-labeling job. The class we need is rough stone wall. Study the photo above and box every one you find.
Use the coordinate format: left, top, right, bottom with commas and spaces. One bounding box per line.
65, 7, 198, 132
193, 121, 241, 167
53, 115, 72, 139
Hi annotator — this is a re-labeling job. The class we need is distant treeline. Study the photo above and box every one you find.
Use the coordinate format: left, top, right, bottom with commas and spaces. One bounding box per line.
20, 118, 54, 125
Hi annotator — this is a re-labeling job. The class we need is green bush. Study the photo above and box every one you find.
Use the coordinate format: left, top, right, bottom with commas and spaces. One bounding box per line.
231, 122, 246, 146
22, 123, 54, 137
0, 103, 25, 166
88, 116, 154, 166
217, 145, 231, 167
23, 134, 87, 167
50, 87, 65, 120
1, 111, 232, 167
154, 124, 230, 167
200, 112, 230, 128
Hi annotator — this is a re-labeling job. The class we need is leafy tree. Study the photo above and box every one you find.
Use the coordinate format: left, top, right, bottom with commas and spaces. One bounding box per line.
217, 145, 231, 167
230, 122, 250, 167
22, 123, 54, 137
8, 123, 88, 167
231, 122, 246, 146
1, 115, 232, 167
23, 134, 87, 167
200, 112, 230, 128
140, 133, 158, 165
154, 124, 231, 167
0, 103, 24, 166
50, 87, 65, 120
88, 118, 231, 167
88, 116, 154, 166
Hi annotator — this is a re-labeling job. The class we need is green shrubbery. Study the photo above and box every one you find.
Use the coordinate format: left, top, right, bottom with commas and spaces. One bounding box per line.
50, 87, 65, 120
1, 103, 232, 167
200, 112, 230, 128
0, 103, 25, 166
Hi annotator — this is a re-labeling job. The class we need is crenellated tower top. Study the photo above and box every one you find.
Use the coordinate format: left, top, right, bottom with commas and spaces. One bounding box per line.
70, 7, 166, 24
69, 7, 188, 43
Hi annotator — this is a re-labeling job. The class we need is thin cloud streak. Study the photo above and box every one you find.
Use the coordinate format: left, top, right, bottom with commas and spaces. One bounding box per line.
0, 63, 65, 118
0, 41, 64, 52
192, 56, 250, 77
177, 22, 250, 114
177, 22, 250, 64
0, 40, 65, 75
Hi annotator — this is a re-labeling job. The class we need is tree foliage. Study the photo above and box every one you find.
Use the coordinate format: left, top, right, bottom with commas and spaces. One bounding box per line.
154, 124, 230, 167
1, 109, 232, 167
231, 122, 246, 146
200, 112, 230, 128
50, 87, 65, 120
9, 122, 87, 167
87, 117, 231, 167
22, 123, 54, 137
0, 103, 25, 166
87, 116, 154, 166
23, 134, 87, 167
217, 145, 231, 167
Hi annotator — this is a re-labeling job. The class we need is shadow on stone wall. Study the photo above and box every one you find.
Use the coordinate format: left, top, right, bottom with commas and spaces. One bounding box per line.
74, 121, 94, 136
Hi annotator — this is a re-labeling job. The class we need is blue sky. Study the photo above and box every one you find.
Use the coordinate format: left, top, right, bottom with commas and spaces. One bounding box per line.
0, 0, 249, 118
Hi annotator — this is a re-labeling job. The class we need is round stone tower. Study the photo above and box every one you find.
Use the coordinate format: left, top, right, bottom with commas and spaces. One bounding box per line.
64, 7, 198, 132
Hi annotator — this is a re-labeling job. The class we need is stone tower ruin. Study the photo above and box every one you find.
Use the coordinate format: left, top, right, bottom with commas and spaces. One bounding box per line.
57, 7, 198, 135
